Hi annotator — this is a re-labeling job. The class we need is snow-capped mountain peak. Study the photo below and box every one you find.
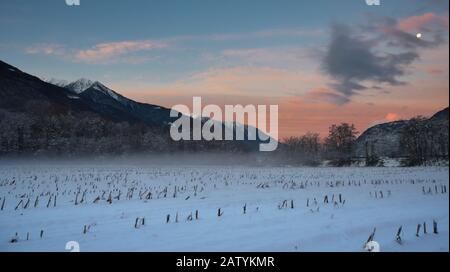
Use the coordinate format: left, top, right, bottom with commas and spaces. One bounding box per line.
66, 78, 95, 94
64, 79, 121, 102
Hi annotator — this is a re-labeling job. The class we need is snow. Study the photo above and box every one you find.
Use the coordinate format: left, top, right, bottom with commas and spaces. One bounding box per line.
0, 164, 447, 252
67, 78, 95, 94
67, 95, 80, 100
45, 78, 69, 88
65, 79, 121, 102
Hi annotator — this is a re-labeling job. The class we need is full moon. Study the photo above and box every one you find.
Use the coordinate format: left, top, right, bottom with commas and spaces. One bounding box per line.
416, 33, 422, 39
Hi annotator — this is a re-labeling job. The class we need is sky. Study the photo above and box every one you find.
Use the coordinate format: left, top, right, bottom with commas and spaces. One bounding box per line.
0, 0, 449, 139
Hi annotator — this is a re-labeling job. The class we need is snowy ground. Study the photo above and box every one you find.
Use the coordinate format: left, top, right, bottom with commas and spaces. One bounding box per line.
0, 163, 448, 252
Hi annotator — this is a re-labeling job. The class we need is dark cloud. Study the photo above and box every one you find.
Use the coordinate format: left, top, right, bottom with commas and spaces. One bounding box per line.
329, 79, 367, 97
321, 12, 448, 104
322, 24, 419, 101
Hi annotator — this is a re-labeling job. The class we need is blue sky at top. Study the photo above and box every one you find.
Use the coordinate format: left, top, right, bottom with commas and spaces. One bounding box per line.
1, 0, 446, 81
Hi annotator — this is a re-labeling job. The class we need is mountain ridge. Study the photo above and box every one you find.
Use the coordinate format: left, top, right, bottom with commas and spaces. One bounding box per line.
354, 107, 449, 158
0, 60, 269, 155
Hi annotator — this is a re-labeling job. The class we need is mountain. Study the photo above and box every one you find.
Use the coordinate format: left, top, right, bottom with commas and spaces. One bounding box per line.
354, 107, 449, 158
65, 78, 95, 94
0, 60, 96, 115
0, 60, 270, 155
63, 79, 177, 127
61, 78, 273, 149
430, 107, 449, 121
0, 60, 174, 127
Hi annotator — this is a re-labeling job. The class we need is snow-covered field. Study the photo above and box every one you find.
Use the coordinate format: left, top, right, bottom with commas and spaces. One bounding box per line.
0, 163, 448, 252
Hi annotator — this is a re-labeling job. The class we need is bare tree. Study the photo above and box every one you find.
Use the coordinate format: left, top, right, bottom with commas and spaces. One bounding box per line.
400, 116, 431, 166
325, 123, 358, 166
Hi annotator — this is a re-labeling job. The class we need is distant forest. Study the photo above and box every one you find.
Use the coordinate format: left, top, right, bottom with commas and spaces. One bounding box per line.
1, 105, 448, 167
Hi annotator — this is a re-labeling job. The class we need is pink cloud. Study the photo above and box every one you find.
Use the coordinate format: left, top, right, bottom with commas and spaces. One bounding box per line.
23, 27, 320, 64
75, 40, 166, 63
111, 66, 325, 101
397, 12, 449, 32
182, 66, 327, 98
25, 40, 166, 64
385, 113, 400, 122
25, 44, 65, 56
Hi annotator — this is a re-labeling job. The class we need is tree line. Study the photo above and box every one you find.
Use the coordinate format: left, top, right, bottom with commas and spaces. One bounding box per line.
0, 104, 247, 157
0, 104, 448, 166
280, 116, 448, 166
279, 123, 359, 166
